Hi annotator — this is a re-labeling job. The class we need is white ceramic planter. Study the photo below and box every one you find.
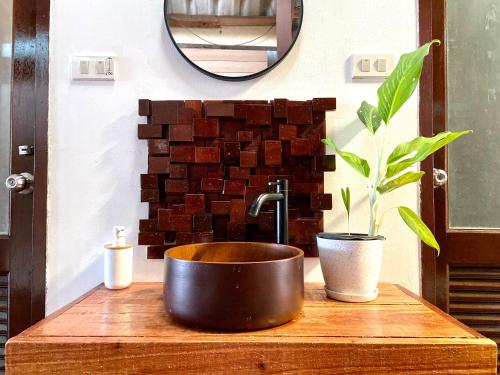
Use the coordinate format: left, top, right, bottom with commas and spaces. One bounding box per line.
317, 233, 384, 302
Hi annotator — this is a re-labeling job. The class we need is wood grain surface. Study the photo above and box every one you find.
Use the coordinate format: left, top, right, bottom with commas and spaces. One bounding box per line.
6, 283, 497, 374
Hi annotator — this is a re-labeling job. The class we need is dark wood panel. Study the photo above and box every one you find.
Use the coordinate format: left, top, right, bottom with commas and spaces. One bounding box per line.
0, 0, 49, 344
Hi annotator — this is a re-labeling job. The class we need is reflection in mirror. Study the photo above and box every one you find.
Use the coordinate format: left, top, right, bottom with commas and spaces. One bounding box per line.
165, 0, 303, 80
0, 0, 12, 235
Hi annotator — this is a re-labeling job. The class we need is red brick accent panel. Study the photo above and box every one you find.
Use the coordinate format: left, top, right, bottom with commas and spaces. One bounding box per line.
138, 99, 336, 258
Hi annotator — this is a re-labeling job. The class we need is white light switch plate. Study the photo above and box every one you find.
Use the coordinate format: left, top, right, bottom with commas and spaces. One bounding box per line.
72, 56, 116, 81
351, 54, 395, 79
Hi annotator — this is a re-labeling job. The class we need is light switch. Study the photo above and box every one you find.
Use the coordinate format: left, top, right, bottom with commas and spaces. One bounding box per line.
376, 58, 387, 72
361, 58, 371, 72
79, 60, 90, 74
95, 60, 105, 74
351, 54, 395, 79
72, 56, 116, 81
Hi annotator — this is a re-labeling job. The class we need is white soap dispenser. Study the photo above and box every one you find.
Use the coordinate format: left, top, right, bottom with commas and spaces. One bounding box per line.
104, 226, 133, 290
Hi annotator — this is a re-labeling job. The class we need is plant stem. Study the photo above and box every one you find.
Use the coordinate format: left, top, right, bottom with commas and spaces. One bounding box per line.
368, 127, 388, 236
347, 213, 350, 235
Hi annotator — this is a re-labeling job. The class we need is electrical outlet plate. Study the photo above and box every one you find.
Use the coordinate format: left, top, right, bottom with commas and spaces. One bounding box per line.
71, 56, 115, 81
351, 54, 395, 79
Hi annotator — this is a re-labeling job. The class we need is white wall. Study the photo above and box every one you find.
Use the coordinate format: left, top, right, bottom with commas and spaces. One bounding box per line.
47, 0, 420, 314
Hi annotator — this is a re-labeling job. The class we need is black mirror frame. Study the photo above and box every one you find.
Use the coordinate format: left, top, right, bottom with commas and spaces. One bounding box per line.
163, 0, 304, 82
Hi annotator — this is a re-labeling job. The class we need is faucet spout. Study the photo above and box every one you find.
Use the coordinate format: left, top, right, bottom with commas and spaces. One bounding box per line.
248, 193, 283, 217
248, 179, 289, 245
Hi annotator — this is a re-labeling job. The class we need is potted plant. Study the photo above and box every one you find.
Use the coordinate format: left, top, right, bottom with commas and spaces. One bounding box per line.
318, 40, 471, 302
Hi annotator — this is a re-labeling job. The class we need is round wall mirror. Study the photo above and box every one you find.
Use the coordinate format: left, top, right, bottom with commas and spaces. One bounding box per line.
164, 0, 303, 81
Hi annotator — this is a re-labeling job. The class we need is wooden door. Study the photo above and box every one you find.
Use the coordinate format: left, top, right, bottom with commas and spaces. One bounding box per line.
420, 0, 500, 370
0, 0, 48, 372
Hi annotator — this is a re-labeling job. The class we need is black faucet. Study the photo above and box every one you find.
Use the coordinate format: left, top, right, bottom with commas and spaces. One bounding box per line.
248, 179, 289, 245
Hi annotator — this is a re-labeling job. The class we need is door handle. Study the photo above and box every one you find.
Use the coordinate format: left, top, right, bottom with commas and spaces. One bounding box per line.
433, 168, 448, 188
5, 173, 34, 194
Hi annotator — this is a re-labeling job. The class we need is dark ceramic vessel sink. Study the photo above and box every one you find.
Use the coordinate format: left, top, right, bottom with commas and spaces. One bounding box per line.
164, 242, 304, 331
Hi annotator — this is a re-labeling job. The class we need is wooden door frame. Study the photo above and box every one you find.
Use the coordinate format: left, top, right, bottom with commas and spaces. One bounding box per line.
6, 0, 49, 335
419, 0, 446, 305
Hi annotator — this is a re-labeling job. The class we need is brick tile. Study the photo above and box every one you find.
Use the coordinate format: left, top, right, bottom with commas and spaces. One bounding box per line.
151, 101, 179, 124
237, 131, 253, 142
171, 204, 185, 214
177, 107, 194, 124
314, 155, 336, 172
248, 175, 269, 188
273, 99, 288, 118
201, 178, 223, 192
205, 103, 235, 117
264, 141, 282, 166
138, 99, 151, 116
258, 211, 274, 231
158, 211, 192, 232
221, 120, 241, 140
169, 125, 193, 142
223, 142, 241, 162
165, 179, 189, 193
227, 222, 246, 240
193, 214, 212, 232
228, 166, 250, 180
240, 151, 258, 168
211, 201, 231, 215
310, 193, 333, 210
185, 194, 206, 214
246, 105, 272, 125
148, 156, 170, 174
193, 118, 219, 137
147, 246, 169, 259
292, 183, 321, 194
185, 100, 203, 117
279, 125, 297, 140
287, 104, 313, 125
291, 138, 312, 156
189, 165, 208, 180
139, 219, 157, 232
223, 180, 246, 196
312, 98, 337, 111
138, 232, 164, 246
141, 189, 160, 203
175, 232, 195, 245
148, 139, 169, 155
195, 147, 220, 163
234, 104, 248, 119
138, 124, 163, 139
170, 145, 195, 163
141, 174, 158, 189
169, 163, 188, 179
149, 203, 168, 219
230, 199, 246, 223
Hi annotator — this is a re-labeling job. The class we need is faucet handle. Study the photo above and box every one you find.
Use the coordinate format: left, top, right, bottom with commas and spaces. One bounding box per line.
268, 179, 288, 192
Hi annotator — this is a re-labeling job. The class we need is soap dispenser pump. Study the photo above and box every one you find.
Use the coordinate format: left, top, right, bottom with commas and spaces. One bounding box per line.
104, 226, 133, 290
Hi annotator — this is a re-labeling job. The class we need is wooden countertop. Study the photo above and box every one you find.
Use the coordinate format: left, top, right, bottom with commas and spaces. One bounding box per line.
6, 283, 497, 374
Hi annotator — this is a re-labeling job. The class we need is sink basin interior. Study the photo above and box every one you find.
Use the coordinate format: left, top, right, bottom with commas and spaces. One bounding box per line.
166, 242, 303, 263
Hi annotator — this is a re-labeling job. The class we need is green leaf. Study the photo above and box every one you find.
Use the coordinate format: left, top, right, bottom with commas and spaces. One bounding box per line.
357, 101, 383, 134
378, 171, 425, 194
398, 206, 440, 255
385, 130, 472, 178
341, 187, 351, 214
322, 138, 370, 178
378, 40, 440, 124
387, 133, 448, 165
